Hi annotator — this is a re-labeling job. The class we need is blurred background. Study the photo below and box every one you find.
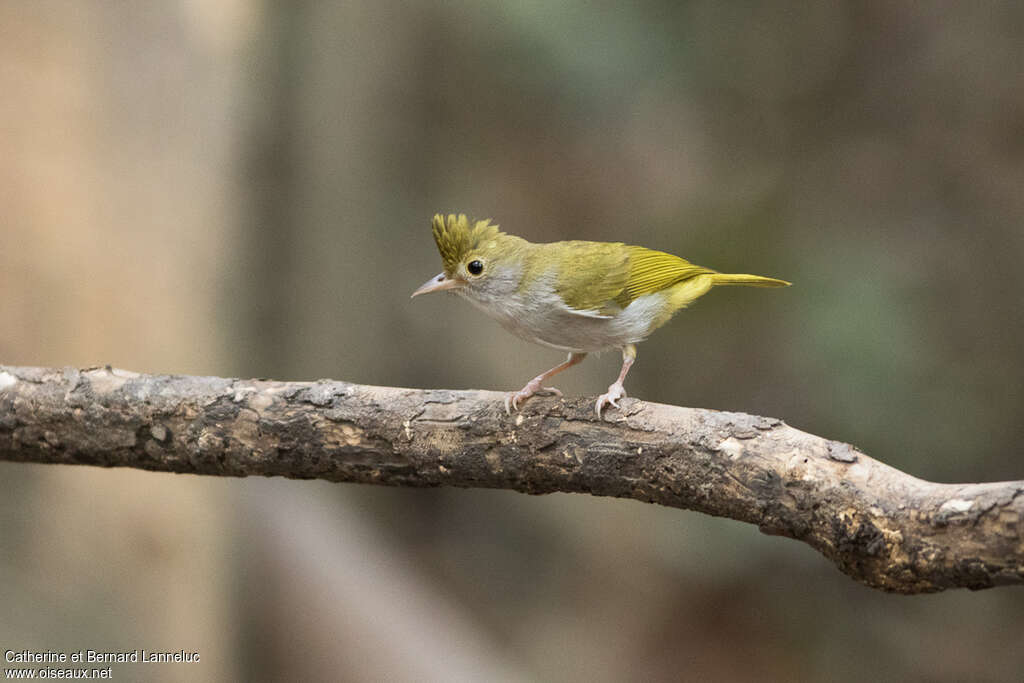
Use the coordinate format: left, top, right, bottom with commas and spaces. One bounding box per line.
2, 1, 1023, 680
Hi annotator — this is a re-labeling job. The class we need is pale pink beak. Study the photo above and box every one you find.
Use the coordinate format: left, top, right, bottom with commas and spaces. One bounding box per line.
411, 272, 463, 298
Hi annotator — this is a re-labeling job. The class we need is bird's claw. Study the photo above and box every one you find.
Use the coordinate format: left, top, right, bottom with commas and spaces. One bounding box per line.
595, 383, 627, 418
504, 383, 562, 414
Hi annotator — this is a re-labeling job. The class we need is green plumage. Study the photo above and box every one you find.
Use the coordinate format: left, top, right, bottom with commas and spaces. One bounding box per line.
429, 213, 788, 317
431, 214, 503, 276
546, 241, 630, 313
551, 242, 785, 314
417, 213, 790, 416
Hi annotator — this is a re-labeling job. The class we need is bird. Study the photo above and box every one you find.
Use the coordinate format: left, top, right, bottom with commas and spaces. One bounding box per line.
412, 214, 789, 417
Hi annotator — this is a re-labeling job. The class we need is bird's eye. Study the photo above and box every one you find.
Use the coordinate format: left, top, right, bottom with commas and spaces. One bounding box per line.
467, 260, 484, 276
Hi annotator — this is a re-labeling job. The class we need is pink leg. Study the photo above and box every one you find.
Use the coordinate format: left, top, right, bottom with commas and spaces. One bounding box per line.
505, 352, 587, 414
595, 344, 636, 417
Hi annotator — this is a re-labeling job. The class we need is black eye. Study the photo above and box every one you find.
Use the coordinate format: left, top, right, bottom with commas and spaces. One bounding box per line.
467, 260, 484, 276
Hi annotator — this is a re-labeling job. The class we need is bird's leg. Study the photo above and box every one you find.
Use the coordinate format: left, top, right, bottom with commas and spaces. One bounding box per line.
505, 352, 587, 414
596, 344, 636, 417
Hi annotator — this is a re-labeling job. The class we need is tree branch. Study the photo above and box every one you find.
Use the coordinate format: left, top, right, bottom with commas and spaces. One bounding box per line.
1, 364, 1021, 593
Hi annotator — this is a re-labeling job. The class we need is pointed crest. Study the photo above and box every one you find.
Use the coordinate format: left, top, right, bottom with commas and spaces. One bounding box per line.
430, 213, 502, 275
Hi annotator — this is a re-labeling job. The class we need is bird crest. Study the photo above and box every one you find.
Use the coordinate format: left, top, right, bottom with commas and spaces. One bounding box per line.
430, 213, 502, 275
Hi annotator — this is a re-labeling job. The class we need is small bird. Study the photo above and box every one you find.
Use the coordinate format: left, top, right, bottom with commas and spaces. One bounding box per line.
412, 214, 789, 416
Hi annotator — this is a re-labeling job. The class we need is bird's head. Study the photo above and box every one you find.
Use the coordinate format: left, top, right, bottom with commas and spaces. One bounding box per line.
412, 214, 529, 305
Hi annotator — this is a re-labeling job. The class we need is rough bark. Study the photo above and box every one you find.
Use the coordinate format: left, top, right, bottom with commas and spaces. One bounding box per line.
0, 364, 1021, 593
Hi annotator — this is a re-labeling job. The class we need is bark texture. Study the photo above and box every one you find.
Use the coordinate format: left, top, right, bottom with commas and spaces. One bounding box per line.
1, 364, 1021, 593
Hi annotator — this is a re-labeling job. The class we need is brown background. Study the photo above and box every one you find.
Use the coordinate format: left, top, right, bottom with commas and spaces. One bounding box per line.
2, 2, 1023, 681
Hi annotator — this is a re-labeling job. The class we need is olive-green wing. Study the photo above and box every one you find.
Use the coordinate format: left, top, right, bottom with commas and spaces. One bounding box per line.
615, 246, 716, 308
551, 241, 631, 315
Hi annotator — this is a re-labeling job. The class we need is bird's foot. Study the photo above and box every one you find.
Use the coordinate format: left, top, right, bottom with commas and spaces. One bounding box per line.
595, 382, 627, 417
504, 380, 563, 414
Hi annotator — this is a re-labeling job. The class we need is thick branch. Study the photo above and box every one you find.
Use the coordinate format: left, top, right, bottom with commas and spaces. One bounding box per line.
1, 364, 1021, 593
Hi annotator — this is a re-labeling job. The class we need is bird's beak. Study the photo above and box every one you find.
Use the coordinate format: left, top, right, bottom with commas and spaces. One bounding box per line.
411, 272, 462, 298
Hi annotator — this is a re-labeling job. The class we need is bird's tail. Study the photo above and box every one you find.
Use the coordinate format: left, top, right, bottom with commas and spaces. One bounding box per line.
712, 273, 790, 288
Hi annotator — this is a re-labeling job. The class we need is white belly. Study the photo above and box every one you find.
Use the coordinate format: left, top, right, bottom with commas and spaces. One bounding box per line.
462, 286, 668, 353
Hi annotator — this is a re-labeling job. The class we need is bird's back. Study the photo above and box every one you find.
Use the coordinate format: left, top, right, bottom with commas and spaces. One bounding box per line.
478, 236, 787, 352
540, 241, 715, 315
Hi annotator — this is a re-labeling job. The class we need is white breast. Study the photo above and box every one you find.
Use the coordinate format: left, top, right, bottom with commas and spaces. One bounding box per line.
459, 269, 665, 353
